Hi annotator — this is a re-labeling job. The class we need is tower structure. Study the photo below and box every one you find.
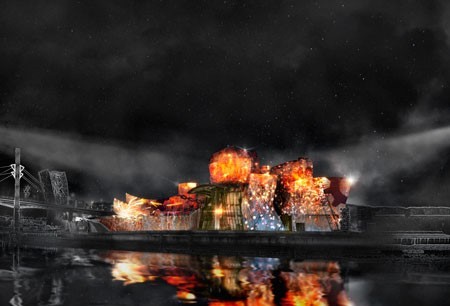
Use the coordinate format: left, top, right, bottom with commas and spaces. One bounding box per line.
12, 148, 22, 235
38, 169, 69, 205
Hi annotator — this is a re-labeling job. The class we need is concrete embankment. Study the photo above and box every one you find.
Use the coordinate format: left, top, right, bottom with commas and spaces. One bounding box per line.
2, 230, 450, 258
16, 230, 402, 257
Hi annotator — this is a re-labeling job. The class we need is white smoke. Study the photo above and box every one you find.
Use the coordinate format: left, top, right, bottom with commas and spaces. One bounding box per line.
311, 125, 450, 205
0, 126, 208, 200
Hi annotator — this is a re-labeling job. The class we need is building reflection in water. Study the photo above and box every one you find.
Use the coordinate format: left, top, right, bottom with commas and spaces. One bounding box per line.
104, 251, 352, 306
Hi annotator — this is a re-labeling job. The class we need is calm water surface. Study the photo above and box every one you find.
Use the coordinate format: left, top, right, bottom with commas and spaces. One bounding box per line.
0, 248, 449, 306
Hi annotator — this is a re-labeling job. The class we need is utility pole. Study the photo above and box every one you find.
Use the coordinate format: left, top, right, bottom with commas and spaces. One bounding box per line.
12, 148, 22, 237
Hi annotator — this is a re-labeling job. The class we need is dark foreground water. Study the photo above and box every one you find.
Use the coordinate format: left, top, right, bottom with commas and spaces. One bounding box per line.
0, 248, 449, 306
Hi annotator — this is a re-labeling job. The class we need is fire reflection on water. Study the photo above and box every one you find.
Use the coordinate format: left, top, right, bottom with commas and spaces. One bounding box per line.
105, 252, 352, 306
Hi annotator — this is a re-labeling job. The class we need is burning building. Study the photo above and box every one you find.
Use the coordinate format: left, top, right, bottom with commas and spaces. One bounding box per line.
191, 147, 351, 232
100, 184, 200, 231
269, 158, 349, 231
100, 146, 352, 232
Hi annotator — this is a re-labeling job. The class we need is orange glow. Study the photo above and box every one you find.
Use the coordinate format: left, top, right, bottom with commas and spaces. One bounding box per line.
209, 147, 252, 184
272, 159, 333, 216
112, 262, 157, 285
108, 252, 199, 303
105, 252, 351, 306
112, 194, 163, 219
163, 195, 187, 209
281, 273, 327, 306
165, 202, 183, 207
212, 268, 225, 277
178, 182, 198, 195
214, 208, 223, 215
126, 193, 162, 208
280, 261, 352, 306
249, 172, 276, 187
340, 179, 352, 197
102, 192, 199, 231
209, 302, 245, 306
276, 159, 312, 193
163, 275, 196, 287
100, 214, 145, 231
177, 291, 196, 301
113, 198, 148, 219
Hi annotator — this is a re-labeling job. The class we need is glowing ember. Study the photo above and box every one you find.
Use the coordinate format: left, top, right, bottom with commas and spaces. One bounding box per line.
209, 147, 253, 184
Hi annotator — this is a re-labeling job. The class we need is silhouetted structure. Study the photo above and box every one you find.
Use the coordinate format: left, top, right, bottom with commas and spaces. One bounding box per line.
38, 170, 69, 205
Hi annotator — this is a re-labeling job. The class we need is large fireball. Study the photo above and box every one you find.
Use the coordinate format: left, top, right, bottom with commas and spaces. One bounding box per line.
209, 147, 253, 184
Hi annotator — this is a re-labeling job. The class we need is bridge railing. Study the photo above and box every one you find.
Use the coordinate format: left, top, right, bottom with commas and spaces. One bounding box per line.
0, 196, 115, 216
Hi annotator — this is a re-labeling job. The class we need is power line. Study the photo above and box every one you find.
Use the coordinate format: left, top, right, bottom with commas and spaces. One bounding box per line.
0, 169, 11, 176
23, 177, 41, 190
23, 169, 41, 185
0, 176, 11, 184
22, 176, 42, 191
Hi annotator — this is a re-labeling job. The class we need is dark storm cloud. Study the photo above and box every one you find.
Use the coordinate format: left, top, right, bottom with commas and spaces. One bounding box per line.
0, 0, 449, 204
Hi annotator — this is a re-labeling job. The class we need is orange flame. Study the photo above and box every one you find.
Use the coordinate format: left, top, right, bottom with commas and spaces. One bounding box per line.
272, 159, 332, 216
106, 252, 352, 306
248, 172, 277, 187
108, 252, 199, 302
112, 262, 157, 285
177, 291, 196, 301
275, 159, 313, 193
113, 198, 148, 219
281, 261, 346, 306
125, 193, 162, 208
163, 195, 190, 211
209, 147, 252, 184
178, 182, 198, 195
209, 302, 246, 306
113, 194, 163, 219
282, 272, 328, 306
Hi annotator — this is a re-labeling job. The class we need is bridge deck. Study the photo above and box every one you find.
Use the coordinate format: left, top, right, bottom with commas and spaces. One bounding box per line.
0, 197, 114, 216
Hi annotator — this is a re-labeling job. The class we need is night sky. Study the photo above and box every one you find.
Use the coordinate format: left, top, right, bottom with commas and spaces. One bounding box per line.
0, 0, 449, 205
